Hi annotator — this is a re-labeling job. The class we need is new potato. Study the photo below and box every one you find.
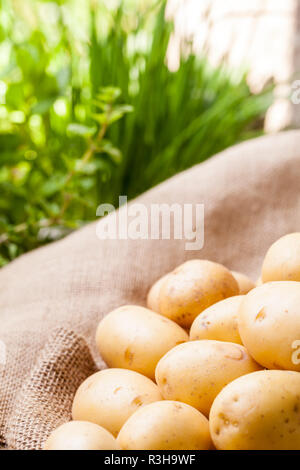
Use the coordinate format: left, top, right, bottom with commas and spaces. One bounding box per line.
96, 305, 188, 379
210, 370, 300, 450
231, 271, 255, 295
43, 421, 120, 450
147, 274, 169, 313
118, 400, 212, 450
155, 340, 261, 416
238, 281, 300, 371
72, 368, 162, 436
158, 260, 239, 328
262, 232, 300, 282
190, 295, 244, 344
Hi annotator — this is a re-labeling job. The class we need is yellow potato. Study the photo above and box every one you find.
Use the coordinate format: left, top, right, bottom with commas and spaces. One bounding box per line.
238, 281, 300, 371
72, 368, 162, 436
231, 271, 255, 295
190, 295, 244, 344
209, 370, 300, 450
43, 421, 120, 450
158, 260, 239, 328
262, 233, 300, 282
190, 296, 244, 344
95, 305, 188, 380
147, 274, 169, 313
155, 340, 261, 417
118, 400, 212, 450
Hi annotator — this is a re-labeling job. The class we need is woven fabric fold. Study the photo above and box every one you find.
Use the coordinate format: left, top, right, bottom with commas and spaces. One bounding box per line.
5, 328, 97, 450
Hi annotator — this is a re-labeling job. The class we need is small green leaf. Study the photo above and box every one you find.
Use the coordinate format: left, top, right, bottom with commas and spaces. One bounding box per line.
92, 101, 110, 112
96, 87, 121, 102
32, 98, 56, 114
101, 141, 122, 164
74, 160, 101, 175
91, 113, 107, 125
67, 123, 97, 137
41, 175, 67, 197
107, 105, 133, 124
8, 242, 18, 258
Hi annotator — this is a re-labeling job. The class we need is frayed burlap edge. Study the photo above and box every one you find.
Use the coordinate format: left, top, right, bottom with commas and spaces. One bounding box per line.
5, 327, 97, 450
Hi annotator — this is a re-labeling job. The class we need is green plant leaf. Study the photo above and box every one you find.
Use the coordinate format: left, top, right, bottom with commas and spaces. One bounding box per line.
67, 123, 97, 137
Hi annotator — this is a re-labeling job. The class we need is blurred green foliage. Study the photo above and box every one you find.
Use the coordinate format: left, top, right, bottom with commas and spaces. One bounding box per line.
0, 0, 272, 266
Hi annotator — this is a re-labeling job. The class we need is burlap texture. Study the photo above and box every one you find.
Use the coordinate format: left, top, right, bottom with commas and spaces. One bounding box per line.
0, 130, 300, 449
5, 328, 97, 450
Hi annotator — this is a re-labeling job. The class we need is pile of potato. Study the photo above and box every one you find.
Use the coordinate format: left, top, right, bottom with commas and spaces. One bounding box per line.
44, 233, 300, 450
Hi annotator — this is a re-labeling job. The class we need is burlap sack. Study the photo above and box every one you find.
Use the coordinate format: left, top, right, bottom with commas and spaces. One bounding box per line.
1, 130, 300, 450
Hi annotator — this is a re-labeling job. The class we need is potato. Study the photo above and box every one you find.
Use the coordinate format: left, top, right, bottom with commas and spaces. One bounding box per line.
147, 274, 169, 313
43, 421, 120, 450
96, 305, 188, 379
118, 400, 212, 450
209, 370, 300, 450
256, 276, 263, 286
231, 271, 255, 295
262, 233, 300, 282
155, 340, 261, 416
238, 281, 300, 371
158, 260, 239, 328
72, 368, 162, 436
190, 296, 244, 344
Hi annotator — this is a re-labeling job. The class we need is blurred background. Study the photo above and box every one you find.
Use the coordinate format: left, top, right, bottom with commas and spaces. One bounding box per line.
0, 0, 298, 266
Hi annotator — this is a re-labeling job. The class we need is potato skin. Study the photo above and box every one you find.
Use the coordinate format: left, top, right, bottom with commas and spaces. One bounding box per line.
96, 305, 188, 380
155, 340, 261, 417
238, 281, 300, 371
262, 233, 300, 282
231, 271, 255, 295
117, 400, 212, 450
147, 275, 169, 313
72, 368, 162, 436
43, 421, 120, 450
158, 260, 239, 328
209, 370, 300, 450
190, 296, 244, 344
